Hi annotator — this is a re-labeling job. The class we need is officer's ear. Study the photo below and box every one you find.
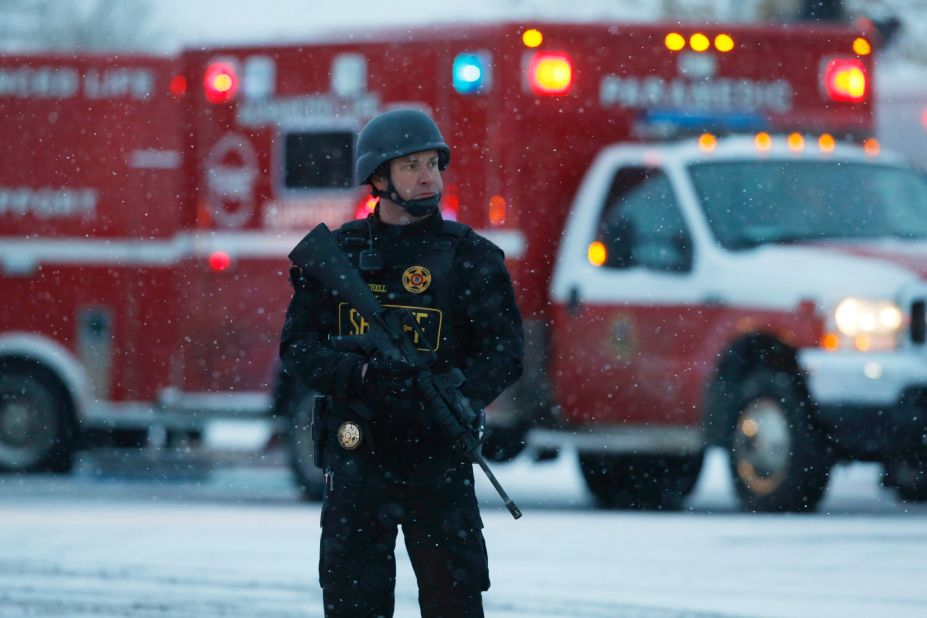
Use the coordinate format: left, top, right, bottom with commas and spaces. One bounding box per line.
369, 162, 390, 193
370, 173, 388, 193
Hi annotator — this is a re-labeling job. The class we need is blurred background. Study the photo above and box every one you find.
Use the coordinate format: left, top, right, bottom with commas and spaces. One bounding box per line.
0, 0, 925, 166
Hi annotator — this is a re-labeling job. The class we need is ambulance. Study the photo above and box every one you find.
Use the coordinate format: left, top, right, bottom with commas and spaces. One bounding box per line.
3, 21, 923, 511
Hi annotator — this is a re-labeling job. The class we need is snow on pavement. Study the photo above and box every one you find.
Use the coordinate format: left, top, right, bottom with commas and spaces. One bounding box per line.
0, 449, 925, 617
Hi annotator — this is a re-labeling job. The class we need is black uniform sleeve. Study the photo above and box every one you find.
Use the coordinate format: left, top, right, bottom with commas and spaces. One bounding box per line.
279, 268, 363, 399
456, 241, 524, 410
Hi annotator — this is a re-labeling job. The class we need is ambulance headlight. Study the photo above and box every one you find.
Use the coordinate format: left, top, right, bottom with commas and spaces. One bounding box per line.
825, 298, 904, 352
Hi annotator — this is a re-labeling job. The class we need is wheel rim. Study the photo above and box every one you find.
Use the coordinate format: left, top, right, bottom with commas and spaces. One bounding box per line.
0, 375, 60, 469
732, 397, 791, 496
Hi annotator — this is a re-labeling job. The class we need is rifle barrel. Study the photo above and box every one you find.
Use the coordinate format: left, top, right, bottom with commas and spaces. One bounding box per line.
474, 452, 522, 519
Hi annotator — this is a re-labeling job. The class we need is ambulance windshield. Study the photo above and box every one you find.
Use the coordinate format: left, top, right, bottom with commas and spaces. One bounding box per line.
689, 161, 927, 249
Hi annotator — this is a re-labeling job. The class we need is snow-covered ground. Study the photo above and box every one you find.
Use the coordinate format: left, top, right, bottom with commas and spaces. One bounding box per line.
1, 449, 926, 617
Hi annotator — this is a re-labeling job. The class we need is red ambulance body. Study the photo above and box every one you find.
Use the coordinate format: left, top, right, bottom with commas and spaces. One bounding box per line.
4, 22, 923, 510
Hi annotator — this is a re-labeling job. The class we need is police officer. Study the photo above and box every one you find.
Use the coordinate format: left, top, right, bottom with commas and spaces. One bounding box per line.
279, 108, 524, 618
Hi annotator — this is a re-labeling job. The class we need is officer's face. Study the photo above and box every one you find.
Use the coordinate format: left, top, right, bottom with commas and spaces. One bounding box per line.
381, 150, 443, 201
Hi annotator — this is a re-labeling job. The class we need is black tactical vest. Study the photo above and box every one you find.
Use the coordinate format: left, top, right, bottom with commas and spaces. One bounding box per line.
334, 214, 472, 483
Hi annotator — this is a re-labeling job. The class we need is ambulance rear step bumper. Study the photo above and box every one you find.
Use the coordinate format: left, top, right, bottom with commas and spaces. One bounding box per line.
77, 443, 288, 480
526, 426, 703, 455
82, 390, 279, 432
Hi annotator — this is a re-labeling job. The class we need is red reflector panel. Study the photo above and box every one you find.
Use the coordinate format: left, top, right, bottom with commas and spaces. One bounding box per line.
527, 52, 573, 95
169, 74, 187, 97
822, 57, 867, 103
203, 61, 239, 104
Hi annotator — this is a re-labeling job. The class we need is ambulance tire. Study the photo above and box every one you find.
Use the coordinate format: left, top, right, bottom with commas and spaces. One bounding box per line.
0, 359, 76, 473
578, 452, 704, 510
727, 368, 831, 513
885, 458, 927, 502
286, 388, 324, 501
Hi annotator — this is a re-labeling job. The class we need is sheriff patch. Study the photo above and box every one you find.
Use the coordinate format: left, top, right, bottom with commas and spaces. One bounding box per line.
337, 303, 444, 352
402, 266, 431, 294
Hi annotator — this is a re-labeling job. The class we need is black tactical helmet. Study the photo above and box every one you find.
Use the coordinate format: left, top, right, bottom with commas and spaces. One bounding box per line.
354, 108, 450, 186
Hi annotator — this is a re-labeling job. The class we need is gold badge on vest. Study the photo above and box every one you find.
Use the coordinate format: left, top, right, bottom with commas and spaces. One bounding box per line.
337, 421, 362, 450
402, 266, 432, 294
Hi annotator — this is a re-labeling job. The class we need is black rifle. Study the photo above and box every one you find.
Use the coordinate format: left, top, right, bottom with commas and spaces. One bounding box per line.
290, 223, 522, 520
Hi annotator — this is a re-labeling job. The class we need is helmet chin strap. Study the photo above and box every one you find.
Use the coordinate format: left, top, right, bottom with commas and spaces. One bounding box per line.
373, 177, 441, 217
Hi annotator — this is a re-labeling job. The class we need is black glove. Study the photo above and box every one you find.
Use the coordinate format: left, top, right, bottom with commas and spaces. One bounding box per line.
353, 354, 421, 401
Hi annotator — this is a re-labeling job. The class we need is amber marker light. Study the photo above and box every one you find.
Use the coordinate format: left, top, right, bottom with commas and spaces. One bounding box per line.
698, 133, 717, 152
523, 28, 543, 48
690, 32, 710, 52
855, 333, 872, 352
821, 332, 841, 351
665, 32, 685, 51
588, 241, 607, 266
864, 137, 880, 157
714, 33, 734, 52
787, 132, 805, 152
818, 133, 836, 152
853, 37, 872, 56
755, 132, 772, 151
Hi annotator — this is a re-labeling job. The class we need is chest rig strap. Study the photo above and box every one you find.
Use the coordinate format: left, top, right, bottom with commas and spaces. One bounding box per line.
337, 219, 370, 248
435, 219, 470, 249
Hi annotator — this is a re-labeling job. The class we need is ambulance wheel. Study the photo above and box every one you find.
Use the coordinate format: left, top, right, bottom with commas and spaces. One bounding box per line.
728, 368, 830, 512
885, 458, 927, 502
0, 359, 76, 473
287, 388, 324, 501
578, 452, 704, 510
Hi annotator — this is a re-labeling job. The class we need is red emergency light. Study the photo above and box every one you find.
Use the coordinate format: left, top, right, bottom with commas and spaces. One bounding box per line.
203, 61, 239, 104
208, 250, 232, 272
821, 57, 867, 103
441, 184, 460, 221
353, 196, 379, 220
527, 52, 573, 95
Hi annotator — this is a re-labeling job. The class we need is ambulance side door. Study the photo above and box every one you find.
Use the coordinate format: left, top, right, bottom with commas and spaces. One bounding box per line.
550, 160, 703, 428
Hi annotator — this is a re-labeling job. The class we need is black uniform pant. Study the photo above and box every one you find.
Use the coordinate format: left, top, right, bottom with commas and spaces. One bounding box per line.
319, 448, 489, 618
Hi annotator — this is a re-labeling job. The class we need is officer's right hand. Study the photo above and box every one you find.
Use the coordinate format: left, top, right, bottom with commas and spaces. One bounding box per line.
354, 354, 421, 402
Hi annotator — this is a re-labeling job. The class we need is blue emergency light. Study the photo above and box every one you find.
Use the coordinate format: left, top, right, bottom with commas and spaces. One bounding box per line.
453, 52, 491, 94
